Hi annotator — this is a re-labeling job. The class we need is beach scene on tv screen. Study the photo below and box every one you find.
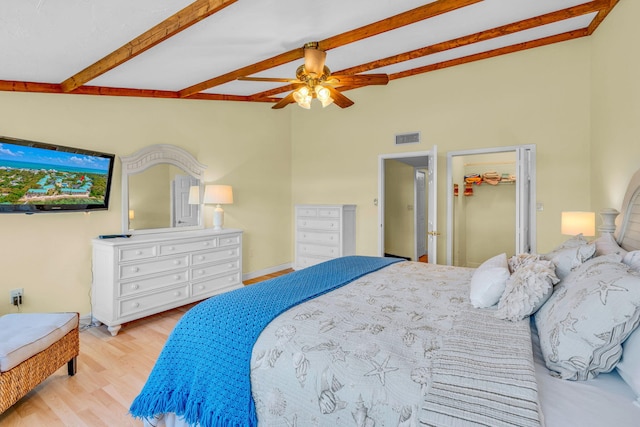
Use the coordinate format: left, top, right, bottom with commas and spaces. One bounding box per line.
0, 142, 111, 206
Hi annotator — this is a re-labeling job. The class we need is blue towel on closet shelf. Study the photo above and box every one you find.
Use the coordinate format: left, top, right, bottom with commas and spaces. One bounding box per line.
129, 255, 403, 427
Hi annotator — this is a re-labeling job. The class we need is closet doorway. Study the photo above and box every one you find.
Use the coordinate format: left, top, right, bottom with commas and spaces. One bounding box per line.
378, 148, 437, 263
446, 145, 536, 267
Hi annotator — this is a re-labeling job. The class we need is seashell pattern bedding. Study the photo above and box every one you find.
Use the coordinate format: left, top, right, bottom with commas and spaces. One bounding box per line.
250, 261, 541, 426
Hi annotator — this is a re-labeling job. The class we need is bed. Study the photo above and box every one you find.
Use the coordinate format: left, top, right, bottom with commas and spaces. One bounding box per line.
130, 170, 640, 427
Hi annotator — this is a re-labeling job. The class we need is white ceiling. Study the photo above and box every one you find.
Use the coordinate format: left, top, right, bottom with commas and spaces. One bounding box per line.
0, 0, 617, 106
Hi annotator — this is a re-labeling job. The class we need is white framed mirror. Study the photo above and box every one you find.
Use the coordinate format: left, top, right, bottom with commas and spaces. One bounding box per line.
121, 144, 207, 234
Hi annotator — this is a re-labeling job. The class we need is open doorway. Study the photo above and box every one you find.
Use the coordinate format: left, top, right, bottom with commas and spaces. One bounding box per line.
378, 148, 437, 263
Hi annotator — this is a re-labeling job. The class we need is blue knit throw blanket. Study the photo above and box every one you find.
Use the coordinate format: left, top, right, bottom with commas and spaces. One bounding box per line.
130, 255, 402, 427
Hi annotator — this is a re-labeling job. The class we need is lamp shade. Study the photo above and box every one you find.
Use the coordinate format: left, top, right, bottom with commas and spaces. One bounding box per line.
561, 211, 595, 236
203, 185, 233, 205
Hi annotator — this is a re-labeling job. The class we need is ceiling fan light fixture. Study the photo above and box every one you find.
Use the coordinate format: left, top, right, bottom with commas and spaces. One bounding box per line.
293, 86, 312, 109
315, 86, 333, 108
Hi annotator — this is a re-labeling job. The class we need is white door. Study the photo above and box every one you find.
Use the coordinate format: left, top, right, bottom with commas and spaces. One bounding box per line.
172, 175, 199, 227
415, 169, 427, 261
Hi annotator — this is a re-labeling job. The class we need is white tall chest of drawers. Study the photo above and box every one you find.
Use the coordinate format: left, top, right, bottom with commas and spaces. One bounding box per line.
295, 204, 356, 270
91, 228, 242, 336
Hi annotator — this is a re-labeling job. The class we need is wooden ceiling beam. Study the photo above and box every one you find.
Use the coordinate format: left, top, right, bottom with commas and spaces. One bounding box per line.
60, 0, 237, 93
0, 79, 258, 102
248, 0, 605, 103
390, 29, 589, 80
588, 0, 619, 35
179, 0, 482, 97
334, 0, 612, 76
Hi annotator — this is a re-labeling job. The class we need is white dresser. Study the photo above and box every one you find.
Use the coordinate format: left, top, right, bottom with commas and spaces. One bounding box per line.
91, 228, 242, 336
295, 204, 356, 270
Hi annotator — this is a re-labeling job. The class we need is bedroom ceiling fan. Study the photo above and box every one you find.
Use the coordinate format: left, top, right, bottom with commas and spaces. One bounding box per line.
239, 42, 389, 110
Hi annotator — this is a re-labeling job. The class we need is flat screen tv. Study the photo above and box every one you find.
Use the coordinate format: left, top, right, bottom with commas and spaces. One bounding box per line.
0, 135, 115, 214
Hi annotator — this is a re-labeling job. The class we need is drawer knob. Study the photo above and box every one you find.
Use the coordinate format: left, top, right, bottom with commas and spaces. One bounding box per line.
174, 260, 181, 265
228, 263, 234, 268
302, 221, 307, 226
228, 277, 234, 281
135, 250, 142, 255
199, 270, 205, 275
131, 284, 139, 290
198, 255, 205, 261
132, 302, 140, 308
330, 236, 334, 240
228, 250, 233, 255
167, 246, 175, 251
174, 275, 181, 280
174, 291, 181, 297
131, 267, 139, 273
203, 241, 210, 246
198, 285, 205, 290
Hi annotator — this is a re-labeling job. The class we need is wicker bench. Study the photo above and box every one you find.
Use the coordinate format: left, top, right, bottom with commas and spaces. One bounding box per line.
0, 312, 79, 414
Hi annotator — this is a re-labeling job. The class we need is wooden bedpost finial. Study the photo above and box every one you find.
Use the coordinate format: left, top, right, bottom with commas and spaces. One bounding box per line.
598, 208, 619, 236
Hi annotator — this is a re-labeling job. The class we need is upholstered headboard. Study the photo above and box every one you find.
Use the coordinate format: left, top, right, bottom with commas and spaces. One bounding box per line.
614, 169, 640, 252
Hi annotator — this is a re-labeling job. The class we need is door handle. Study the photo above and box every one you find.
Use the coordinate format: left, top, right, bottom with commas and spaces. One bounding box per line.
427, 231, 441, 236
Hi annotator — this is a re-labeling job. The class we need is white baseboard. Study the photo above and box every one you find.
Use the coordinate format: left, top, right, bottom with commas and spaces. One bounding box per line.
243, 262, 292, 282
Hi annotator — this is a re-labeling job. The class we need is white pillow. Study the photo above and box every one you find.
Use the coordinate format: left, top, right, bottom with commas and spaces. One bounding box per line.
623, 250, 640, 272
469, 253, 510, 308
541, 236, 596, 280
534, 253, 640, 380
495, 259, 559, 322
594, 233, 628, 257
616, 327, 640, 407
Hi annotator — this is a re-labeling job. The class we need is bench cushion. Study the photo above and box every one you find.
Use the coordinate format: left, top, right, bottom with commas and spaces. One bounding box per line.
0, 313, 78, 372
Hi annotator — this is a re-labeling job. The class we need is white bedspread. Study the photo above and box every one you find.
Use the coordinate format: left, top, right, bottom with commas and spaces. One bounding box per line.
250, 261, 541, 426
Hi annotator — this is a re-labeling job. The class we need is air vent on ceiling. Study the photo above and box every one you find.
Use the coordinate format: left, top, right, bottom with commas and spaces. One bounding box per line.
395, 132, 420, 145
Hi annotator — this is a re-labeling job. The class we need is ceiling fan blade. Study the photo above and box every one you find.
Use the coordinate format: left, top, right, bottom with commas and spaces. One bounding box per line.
328, 74, 389, 86
325, 86, 354, 108
239, 76, 299, 83
271, 92, 296, 109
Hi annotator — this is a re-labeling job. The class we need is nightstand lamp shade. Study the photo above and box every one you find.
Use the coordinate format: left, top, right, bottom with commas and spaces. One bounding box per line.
561, 211, 595, 237
204, 185, 233, 230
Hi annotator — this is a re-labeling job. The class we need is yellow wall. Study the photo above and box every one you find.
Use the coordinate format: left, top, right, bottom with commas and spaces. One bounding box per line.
590, 0, 640, 215
0, 92, 292, 315
292, 38, 592, 260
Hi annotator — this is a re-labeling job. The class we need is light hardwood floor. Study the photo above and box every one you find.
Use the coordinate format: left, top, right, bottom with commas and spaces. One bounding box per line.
0, 269, 293, 427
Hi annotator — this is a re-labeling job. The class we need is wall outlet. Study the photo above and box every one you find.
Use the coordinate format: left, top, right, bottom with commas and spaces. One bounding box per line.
10, 288, 23, 306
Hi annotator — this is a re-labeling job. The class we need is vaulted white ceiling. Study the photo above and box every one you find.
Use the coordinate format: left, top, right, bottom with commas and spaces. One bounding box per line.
0, 0, 619, 108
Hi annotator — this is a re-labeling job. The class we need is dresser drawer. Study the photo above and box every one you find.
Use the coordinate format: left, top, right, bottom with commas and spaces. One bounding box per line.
159, 238, 216, 255
298, 243, 339, 257
298, 230, 339, 245
119, 245, 157, 262
218, 235, 241, 247
192, 247, 240, 265
191, 260, 240, 281
297, 218, 340, 230
317, 208, 340, 218
119, 255, 189, 279
119, 284, 189, 317
191, 272, 241, 297
297, 207, 318, 217
118, 270, 188, 297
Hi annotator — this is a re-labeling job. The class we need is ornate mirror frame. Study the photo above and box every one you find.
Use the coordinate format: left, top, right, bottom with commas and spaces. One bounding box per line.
121, 144, 207, 234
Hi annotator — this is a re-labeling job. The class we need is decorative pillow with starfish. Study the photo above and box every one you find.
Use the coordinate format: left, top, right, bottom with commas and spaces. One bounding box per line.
534, 253, 640, 380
